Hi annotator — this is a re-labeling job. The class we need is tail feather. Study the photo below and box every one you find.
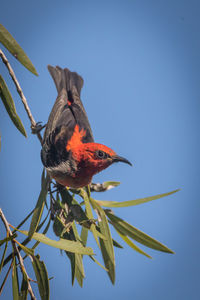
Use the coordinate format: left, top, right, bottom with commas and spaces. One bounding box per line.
42, 65, 94, 162
47, 65, 83, 96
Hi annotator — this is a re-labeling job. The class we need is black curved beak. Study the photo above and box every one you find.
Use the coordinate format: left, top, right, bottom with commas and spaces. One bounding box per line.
112, 155, 132, 166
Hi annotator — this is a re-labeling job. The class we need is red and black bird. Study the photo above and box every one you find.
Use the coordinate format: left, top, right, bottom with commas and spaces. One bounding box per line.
41, 66, 131, 188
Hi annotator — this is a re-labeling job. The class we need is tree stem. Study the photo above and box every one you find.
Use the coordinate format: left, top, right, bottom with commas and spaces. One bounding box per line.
0, 208, 36, 300
0, 48, 42, 144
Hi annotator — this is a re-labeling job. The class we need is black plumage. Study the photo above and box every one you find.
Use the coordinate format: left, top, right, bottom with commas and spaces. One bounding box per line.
41, 65, 94, 168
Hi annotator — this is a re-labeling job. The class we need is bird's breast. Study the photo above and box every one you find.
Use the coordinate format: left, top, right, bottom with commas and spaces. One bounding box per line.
46, 162, 93, 188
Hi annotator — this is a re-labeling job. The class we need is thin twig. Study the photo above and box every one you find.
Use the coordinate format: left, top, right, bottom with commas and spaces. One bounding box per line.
0, 208, 36, 300
0, 260, 13, 296
0, 49, 42, 144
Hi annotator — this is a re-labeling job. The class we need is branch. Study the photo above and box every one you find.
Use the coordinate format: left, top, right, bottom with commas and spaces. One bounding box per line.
0, 208, 36, 300
0, 49, 42, 144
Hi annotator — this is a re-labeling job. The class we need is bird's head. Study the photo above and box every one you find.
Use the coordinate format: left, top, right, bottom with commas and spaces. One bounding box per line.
70, 142, 132, 177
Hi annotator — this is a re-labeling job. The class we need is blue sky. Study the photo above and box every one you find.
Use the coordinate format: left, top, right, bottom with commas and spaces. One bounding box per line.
0, 0, 200, 299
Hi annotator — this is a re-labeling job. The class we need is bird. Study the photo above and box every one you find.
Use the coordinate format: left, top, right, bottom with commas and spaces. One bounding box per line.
41, 65, 132, 188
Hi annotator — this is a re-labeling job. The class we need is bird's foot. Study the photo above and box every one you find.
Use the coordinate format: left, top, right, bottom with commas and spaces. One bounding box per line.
31, 121, 46, 134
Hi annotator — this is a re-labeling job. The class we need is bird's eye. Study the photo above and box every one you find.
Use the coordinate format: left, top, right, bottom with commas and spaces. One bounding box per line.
96, 150, 108, 159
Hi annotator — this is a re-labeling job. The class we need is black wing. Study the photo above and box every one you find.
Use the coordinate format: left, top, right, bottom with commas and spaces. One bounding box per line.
41, 65, 94, 168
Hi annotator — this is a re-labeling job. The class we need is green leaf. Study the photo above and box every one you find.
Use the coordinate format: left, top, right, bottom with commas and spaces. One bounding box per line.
0, 75, 27, 137
18, 230, 94, 255
96, 189, 180, 208
19, 272, 28, 300
106, 211, 174, 254
74, 253, 85, 287
93, 227, 107, 240
89, 255, 108, 271
81, 188, 101, 247
0, 241, 8, 275
71, 222, 86, 286
80, 227, 108, 273
28, 170, 50, 239
65, 251, 76, 286
66, 251, 85, 287
0, 24, 38, 75
90, 198, 115, 284
80, 226, 88, 247
81, 189, 93, 219
32, 216, 51, 250
90, 224, 101, 247
71, 222, 81, 242
112, 239, 123, 249
115, 228, 152, 259
12, 257, 20, 300
64, 226, 85, 287
31, 255, 49, 300
15, 241, 34, 256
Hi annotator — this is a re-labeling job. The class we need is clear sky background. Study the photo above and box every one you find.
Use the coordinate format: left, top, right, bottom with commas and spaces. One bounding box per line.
0, 0, 200, 299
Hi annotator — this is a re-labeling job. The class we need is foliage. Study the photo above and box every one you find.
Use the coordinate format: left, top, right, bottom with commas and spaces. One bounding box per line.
0, 24, 179, 299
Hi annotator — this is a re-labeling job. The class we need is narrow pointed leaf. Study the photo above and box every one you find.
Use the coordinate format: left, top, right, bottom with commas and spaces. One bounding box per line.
93, 227, 107, 240
112, 239, 123, 249
74, 254, 85, 287
0, 75, 26, 137
72, 224, 85, 285
80, 226, 88, 247
28, 170, 50, 239
96, 189, 180, 208
0, 241, 8, 275
0, 24, 38, 75
65, 251, 76, 285
81, 188, 100, 247
63, 231, 76, 285
90, 224, 100, 247
115, 228, 152, 259
31, 216, 51, 250
31, 255, 49, 300
80, 225, 108, 271
12, 257, 20, 300
90, 198, 115, 284
17, 230, 94, 255
19, 272, 28, 300
81, 189, 93, 220
71, 222, 81, 242
68, 224, 85, 286
15, 241, 34, 256
89, 256, 108, 271
106, 211, 174, 254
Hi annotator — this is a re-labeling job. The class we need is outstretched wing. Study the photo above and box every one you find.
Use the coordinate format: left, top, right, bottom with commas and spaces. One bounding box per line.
41, 65, 94, 168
